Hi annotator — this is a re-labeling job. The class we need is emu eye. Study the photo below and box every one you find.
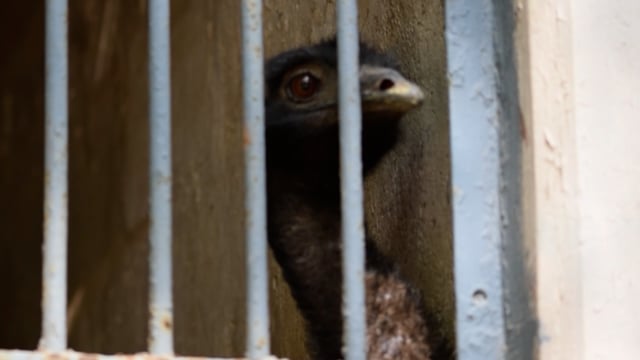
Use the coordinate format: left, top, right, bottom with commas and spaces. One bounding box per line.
287, 72, 320, 102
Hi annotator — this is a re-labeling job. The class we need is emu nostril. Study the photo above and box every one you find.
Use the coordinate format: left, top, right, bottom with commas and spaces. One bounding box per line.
379, 78, 394, 91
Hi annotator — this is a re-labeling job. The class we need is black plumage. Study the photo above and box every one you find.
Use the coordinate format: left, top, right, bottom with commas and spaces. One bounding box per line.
265, 38, 434, 360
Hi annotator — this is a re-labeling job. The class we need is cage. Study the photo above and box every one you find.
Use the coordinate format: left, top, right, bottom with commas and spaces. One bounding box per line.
0, 0, 538, 359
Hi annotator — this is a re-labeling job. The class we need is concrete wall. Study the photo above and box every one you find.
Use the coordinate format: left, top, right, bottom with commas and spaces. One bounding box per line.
0, 1, 453, 358
517, 0, 640, 358
573, 1, 640, 358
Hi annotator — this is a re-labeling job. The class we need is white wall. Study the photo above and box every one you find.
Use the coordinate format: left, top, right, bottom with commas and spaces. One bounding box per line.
519, 0, 640, 359
573, 1, 640, 358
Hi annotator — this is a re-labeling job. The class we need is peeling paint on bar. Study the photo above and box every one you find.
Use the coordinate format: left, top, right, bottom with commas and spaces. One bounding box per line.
0, 351, 285, 360
336, 1, 366, 360
445, 0, 528, 359
445, 0, 506, 357
41, 0, 69, 352
240, 0, 270, 358
148, 0, 174, 354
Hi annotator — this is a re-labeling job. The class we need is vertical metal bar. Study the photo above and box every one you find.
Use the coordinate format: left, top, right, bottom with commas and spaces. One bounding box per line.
336, 1, 366, 359
148, 0, 174, 354
241, 0, 270, 358
446, 0, 505, 356
41, 0, 68, 351
445, 0, 527, 358
492, 1, 536, 358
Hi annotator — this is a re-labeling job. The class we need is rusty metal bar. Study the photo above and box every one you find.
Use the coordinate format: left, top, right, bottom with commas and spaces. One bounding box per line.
41, 0, 69, 351
240, 0, 271, 358
148, 0, 174, 354
336, 1, 366, 359
0, 350, 284, 360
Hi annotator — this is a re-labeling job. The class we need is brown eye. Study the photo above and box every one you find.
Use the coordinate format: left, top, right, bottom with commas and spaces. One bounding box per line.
287, 72, 320, 101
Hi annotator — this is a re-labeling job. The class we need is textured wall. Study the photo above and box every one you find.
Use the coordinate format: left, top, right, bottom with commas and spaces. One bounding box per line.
573, 2, 640, 357
0, 1, 453, 358
519, 0, 640, 359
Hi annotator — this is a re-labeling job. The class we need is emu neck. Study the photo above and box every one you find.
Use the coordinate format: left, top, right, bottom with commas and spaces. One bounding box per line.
267, 171, 344, 359
266, 169, 431, 359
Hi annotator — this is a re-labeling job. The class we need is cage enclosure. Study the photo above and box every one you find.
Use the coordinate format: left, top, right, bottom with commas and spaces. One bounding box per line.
0, 1, 454, 359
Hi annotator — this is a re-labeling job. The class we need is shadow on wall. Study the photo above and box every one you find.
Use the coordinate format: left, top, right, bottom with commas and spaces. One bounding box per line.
0, 1, 453, 359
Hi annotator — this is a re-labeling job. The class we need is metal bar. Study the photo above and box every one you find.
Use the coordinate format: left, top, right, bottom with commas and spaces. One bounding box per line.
148, 0, 174, 354
336, 2, 366, 360
445, 0, 505, 356
445, 0, 527, 358
40, 0, 68, 351
240, 0, 270, 358
491, 1, 536, 358
0, 350, 283, 360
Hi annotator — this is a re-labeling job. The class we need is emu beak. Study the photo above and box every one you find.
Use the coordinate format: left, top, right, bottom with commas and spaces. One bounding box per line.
359, 65, 425, 115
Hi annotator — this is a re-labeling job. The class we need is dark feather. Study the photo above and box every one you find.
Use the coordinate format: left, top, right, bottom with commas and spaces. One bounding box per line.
264, 37, 444, 360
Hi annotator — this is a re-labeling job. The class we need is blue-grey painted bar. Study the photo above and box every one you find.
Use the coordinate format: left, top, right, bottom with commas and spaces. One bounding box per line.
148, 0, 174, 354
336, 1, 366, 359
41, 0, 68, 351
240, 0, 270, 358
445, 0, 518, 358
